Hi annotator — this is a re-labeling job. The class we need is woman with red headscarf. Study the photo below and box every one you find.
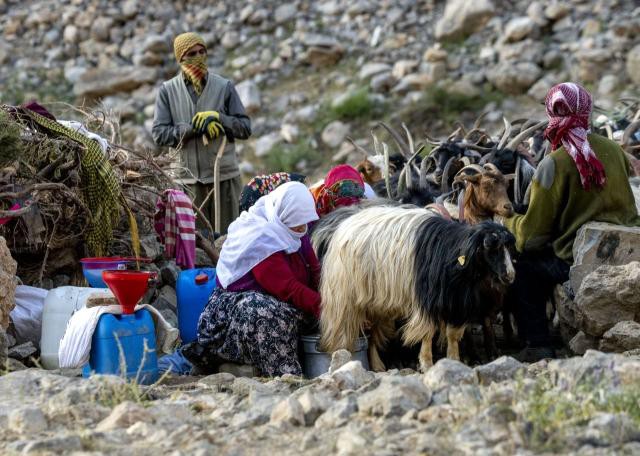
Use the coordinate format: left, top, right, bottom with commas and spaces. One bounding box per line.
311, 165, 366, 217
501, 83, 640, 361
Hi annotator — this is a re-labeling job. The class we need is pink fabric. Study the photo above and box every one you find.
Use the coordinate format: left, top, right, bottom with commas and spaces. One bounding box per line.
154, 190, 196, 269
312, 165, 365, 216
0, 203, 21, 225
544, 82, 606, 190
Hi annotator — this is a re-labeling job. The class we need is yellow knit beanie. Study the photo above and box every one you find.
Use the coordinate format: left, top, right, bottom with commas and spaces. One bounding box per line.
173, 32, 206, 62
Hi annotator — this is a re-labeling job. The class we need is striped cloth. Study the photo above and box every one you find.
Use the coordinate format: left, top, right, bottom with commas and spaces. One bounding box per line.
154, 190, 196, 269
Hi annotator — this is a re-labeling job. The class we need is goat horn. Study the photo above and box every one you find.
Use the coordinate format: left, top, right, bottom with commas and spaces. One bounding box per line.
464, 143, 494, 152
404, 161, 413, 190
453, 121, 467, 137
371, 131, 382, 156
633, 108, 640, 123
441, 156, 461, 193
447, 127, 463, 142
497, 117, 512, 150
346, 136, 373, 157
622, 120, 640, 147
505, 120, 548, 151
383, 142, 392, 199
473, 111, 489, 129
378, 122, 410, 157
419, 152, 430, 190
397, 166, 407, 196
402, 122, 416, 158
605, 124, 614, 141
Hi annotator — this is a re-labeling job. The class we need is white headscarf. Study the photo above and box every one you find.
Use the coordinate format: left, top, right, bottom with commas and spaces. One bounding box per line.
216, 182, 319, 288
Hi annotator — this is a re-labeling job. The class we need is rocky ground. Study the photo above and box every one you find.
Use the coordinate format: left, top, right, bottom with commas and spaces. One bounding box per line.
0, 350, 638, 455
1, 0, 639, 179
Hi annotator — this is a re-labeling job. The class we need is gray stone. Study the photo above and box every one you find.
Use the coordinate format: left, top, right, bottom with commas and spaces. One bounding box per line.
270, 397, 305, 426
527, 2, 548, 26
159, 262, 180, 288
370, 72, 396, 93
321, 121, 350, 148
569, 331, 599, 355
294, 388, 335, 426
74, 66, 158, 99
274, 4, 296, 24
0, 328, 7, 367
0, 236, 17, 330
7, 341, 37, 361
392, 60, 419, 79
474, 356, 524, 386
357, 376, 431, 417
91, 17, 113, 42
280, 123, 300, 143
8, 406, 48, 435
330, 360, 375, 390
504, 17, 536, 42
235, 80, 261, 115
153, 285, 177, 312
336, 426, 369, 453
573, 262, 640, 337
97, 401, 153, 431
315, 395, 358, 429
582, 413, 640, 446
626, 44, 640, 86
221, 31, 240, 50
63, 25, 79, 44
21, 435, 83, 453
598, 74, 620, 96
545, 3, 570, 21
600, 321, 640, 353
424, 359, 478, 391
435, 0, 495, 41
143, 35, 169, 54
328, 349, 352, 374
487, 61, 542, 95
358, 62, 392, 81
254, 132, 282, 158
198, 372, 235, 389
392, 72, 435, 94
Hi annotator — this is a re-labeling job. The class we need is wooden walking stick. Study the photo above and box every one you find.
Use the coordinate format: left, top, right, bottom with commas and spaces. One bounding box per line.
197, 136, 227, 233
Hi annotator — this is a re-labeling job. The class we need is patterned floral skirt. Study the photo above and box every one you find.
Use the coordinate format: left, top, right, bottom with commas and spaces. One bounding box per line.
197, 288, 304, 377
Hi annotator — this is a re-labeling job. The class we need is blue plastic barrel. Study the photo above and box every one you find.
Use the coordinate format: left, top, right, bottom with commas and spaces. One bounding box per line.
176, 268, 216, 344
83, 309, 159, 384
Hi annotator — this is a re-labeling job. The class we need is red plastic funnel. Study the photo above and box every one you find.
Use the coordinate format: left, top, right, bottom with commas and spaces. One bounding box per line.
102, 270, 156, 314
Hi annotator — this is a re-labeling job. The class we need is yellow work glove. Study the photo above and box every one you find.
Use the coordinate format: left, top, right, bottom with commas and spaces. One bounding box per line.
203, 119, 224, 140
192, 111, 220, 133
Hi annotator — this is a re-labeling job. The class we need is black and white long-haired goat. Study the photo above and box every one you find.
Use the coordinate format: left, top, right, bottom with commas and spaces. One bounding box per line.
319, 206, 516, 372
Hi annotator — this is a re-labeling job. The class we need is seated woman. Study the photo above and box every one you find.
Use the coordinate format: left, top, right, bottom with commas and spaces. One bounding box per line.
197, 182, 321, 377
501, 83, 640, 361
238, 172, 306, 213
311, 164, 366, 216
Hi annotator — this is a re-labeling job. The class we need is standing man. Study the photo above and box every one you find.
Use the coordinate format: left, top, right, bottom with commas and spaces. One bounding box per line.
152, 32, 251, 235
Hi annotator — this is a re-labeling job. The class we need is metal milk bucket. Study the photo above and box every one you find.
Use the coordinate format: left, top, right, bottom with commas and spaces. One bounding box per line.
300, 334, 369, 378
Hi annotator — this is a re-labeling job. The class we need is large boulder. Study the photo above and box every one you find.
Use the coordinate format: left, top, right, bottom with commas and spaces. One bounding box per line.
626, 44, 640, 86
599, 321, 640, 353
573, 262, 640, 337
0, 236, 17, 330
435, 0, 495, 41
571, 222, 640, 292
74, 66, 158, 99
487, 62, 542, 95
235, 80, 261, 115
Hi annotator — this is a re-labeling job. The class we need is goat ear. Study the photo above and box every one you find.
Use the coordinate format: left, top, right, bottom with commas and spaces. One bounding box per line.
504, 173, 516, 181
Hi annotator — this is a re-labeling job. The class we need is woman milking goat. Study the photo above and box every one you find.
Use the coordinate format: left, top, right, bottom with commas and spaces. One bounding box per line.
191, 182, 322, 377
498, 83, 640, 362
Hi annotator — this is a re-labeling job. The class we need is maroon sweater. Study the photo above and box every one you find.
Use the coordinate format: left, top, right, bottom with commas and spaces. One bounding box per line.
221, 235, 321, 318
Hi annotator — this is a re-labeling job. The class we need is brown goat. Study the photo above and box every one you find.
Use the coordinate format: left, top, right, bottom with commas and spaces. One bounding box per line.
355, 157, 384, 185
455, 163, 514, 224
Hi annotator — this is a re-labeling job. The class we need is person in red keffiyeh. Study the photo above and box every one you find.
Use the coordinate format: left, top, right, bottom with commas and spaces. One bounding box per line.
543, 82, 606, 190
500, 82, 640, 362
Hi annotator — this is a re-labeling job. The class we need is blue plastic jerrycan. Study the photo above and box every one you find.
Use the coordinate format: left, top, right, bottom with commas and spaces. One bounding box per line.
83, 309, 159, 384
176, 268, 217, 344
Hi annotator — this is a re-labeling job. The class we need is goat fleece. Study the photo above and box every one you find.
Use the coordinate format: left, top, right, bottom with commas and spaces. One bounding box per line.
319, 206, 516, 371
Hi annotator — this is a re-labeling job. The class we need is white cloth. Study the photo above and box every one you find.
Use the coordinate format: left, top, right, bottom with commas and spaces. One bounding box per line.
58, 304, 179, 369
11, 285, 48, 347
58, 120, 109, 153
216, 181, 319, 288
364, 183, 377, 199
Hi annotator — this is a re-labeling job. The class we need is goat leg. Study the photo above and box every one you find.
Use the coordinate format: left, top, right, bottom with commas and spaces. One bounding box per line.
445, 325, 466, 361
418, 323, 436, 373
482, 317, 498, 360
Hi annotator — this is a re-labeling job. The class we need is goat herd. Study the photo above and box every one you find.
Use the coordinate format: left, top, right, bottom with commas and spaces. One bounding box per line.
307, 104, 640, 370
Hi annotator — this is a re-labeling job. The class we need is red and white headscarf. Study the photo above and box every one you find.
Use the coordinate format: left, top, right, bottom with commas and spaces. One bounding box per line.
543, 82, 606, 190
